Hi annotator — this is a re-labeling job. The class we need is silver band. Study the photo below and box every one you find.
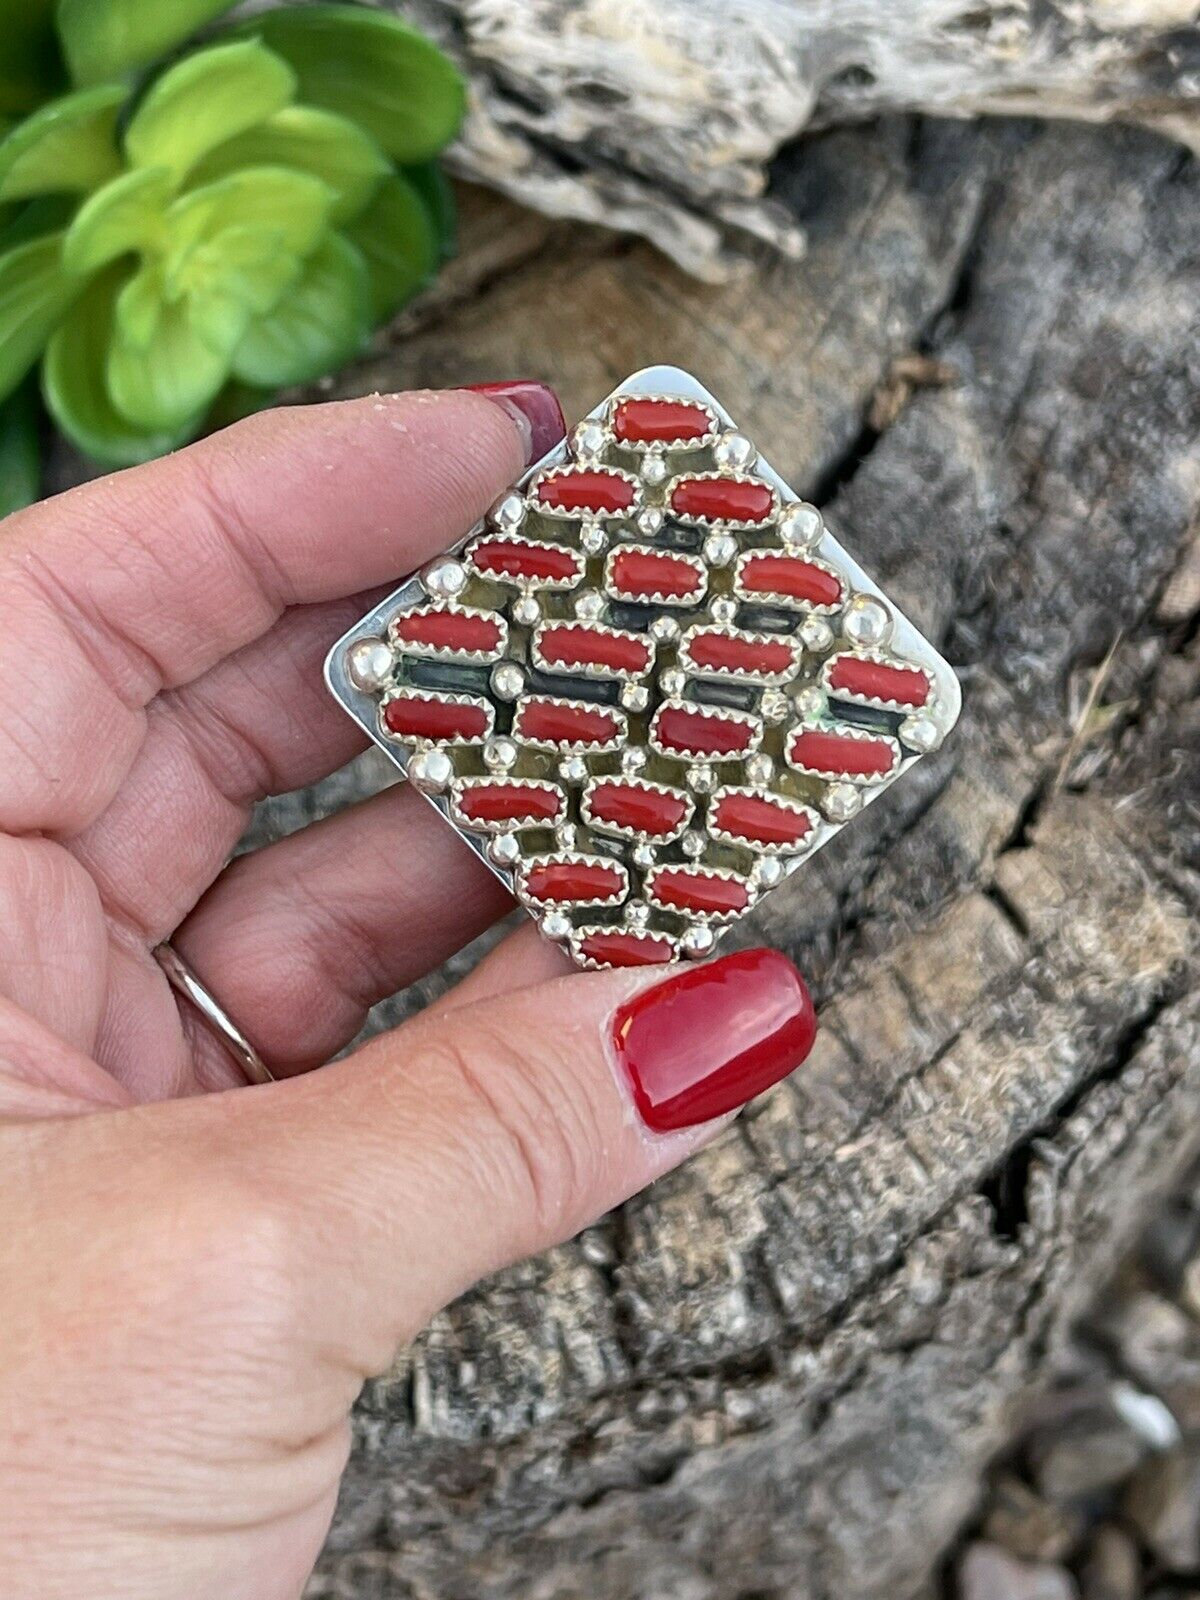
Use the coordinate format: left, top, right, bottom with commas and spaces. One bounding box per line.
153, 943, 274, 1086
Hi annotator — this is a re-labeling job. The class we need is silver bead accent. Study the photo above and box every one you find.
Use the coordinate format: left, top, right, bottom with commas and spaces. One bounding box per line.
345, 637, 393, 692
659, 667, 687, 698
641, 453, 668, 486
620, 681, 650, 712
744, 751, 774, 786
488, 832, 521, 866
900, 712, 942, 753
637, 507, 665, 537
792, 684, 826, 718
511, 593, 541, 627
778, 501, 823, 549
574, 589, 605, 621
631, 842, 657, 869
713, 431, 756, 471
489, 491, 526, 531
580, 521, 607, 555
621, 746, 648, 774
555, 823, 578, 851
754, 856, 785, 888
703, 531, 738, 567
560, 755, 589, 783
842, 592, 894, 648
710, 595, 738, 624
681, 830, 707, 859
823, 782, 862, 823
572, 418, 608, 458
649, 614, 680, 644
490, 661, 526, 701
760, 688, 789, 723
409, 748, 453, 792
799, 615, 834, 653
687, 763, 716, 794
483, 736, 518, 771
541, 911, 571, 940
421, 557, 467, 599
626, 901, 651, 927
681, 925, 715, 959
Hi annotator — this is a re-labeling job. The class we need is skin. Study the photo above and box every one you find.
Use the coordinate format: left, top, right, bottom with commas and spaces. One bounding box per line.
0, 394, 724, 1600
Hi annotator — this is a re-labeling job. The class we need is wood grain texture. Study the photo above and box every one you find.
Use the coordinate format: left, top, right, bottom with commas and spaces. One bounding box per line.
262, 117, 1200, 1598
377, 0, 1200, 275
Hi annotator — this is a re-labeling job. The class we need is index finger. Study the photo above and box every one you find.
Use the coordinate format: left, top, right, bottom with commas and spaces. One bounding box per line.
0, 388, 546, 834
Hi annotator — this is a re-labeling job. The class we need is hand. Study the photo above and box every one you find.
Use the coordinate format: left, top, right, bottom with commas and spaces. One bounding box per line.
0, 389, 817, 1600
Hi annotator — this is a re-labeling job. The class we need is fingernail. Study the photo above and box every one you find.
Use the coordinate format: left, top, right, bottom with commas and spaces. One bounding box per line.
611, 949, 817, 1133
462, 380, 566, 467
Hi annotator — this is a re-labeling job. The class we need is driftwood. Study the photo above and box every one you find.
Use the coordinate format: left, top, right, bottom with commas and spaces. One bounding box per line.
232, 114, 1200, 1599
386, 0, 1200, 276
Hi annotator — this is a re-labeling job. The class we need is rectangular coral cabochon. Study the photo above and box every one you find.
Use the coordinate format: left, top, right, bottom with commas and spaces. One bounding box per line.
325, 366, 960, 970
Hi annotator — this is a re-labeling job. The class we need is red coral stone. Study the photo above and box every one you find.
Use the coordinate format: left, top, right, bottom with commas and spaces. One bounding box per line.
537, 470, 636, 514
670, 477, 775, 523
686, 629, 796, 676
578, 929, 675, 967
393, 609, 503, 654
713, 792, 814, 848
652, 704, 757, 757
383, 697, 489, 741
538, 625, 653, 675
739, 555, 843, 606
524, 860, 625, 903
788, 728, 896, 778
457, 783, 562, 825
588, 781, 690, 837
613, 397, 712, 444
516, 698, 621, 747
826, 654, 930, 707
471, 539, 581, 584
649, 869, 751, 916
609, 549, 703, 600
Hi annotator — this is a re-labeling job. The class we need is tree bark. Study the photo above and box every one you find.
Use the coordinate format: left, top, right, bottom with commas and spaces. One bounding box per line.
383, 0, 1200, 275
243, 115, 1200, 1599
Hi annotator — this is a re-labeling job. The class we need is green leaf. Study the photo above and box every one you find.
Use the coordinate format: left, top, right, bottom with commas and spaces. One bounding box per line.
0, 378, 41, 515
188, 105, 388, 224
56, 0, 242, 88
232, 230, 369, 388
0, 84, 123, 201
343, 171, 437, 322
165, 165, 332, 265
239, 5, 464, 165
0, 1, 63, 116
62, 166, 172, 275
42, 266, 196, 465
124, 39, 296, 182
203, 377, 274, 433
107, 286, 229, 431
401, 160, 456, 261
0, 231, 79, 403
0, 194, 76, 252
182, 226, 303, 318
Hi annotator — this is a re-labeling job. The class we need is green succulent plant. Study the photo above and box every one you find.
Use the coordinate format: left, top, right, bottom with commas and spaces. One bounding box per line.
0, 0, 463, 508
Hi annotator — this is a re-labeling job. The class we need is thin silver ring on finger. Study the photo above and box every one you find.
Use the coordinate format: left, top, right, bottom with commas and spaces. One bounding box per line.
153, 942, 275, 1086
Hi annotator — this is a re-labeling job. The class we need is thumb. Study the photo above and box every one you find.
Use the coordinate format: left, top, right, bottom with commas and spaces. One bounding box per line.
224, 945, 816, 1374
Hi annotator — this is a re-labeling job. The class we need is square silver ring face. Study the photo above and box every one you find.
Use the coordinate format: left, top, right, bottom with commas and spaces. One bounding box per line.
325, 366, 961, 970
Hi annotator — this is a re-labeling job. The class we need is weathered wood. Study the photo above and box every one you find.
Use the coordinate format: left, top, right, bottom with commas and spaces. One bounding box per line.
253, 116, 1200, 1598
385, 0, 1200, 275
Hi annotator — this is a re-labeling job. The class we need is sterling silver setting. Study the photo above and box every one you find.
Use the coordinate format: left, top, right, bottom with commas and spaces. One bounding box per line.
325, 366, 962, 971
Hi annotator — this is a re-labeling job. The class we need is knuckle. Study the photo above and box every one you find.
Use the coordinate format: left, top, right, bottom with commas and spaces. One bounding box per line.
428, 1027, 601, 1246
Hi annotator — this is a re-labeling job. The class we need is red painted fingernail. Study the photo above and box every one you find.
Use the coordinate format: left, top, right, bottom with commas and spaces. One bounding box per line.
611, 948, 817, 1133
462, 380, 566, 467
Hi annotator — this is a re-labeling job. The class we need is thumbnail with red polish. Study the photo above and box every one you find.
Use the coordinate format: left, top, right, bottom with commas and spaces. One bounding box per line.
611, 948, 817, 1132
462, 380, 566, 466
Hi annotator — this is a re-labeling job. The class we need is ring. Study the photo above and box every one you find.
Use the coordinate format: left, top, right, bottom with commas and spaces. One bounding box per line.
153, 943, 274, 1086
